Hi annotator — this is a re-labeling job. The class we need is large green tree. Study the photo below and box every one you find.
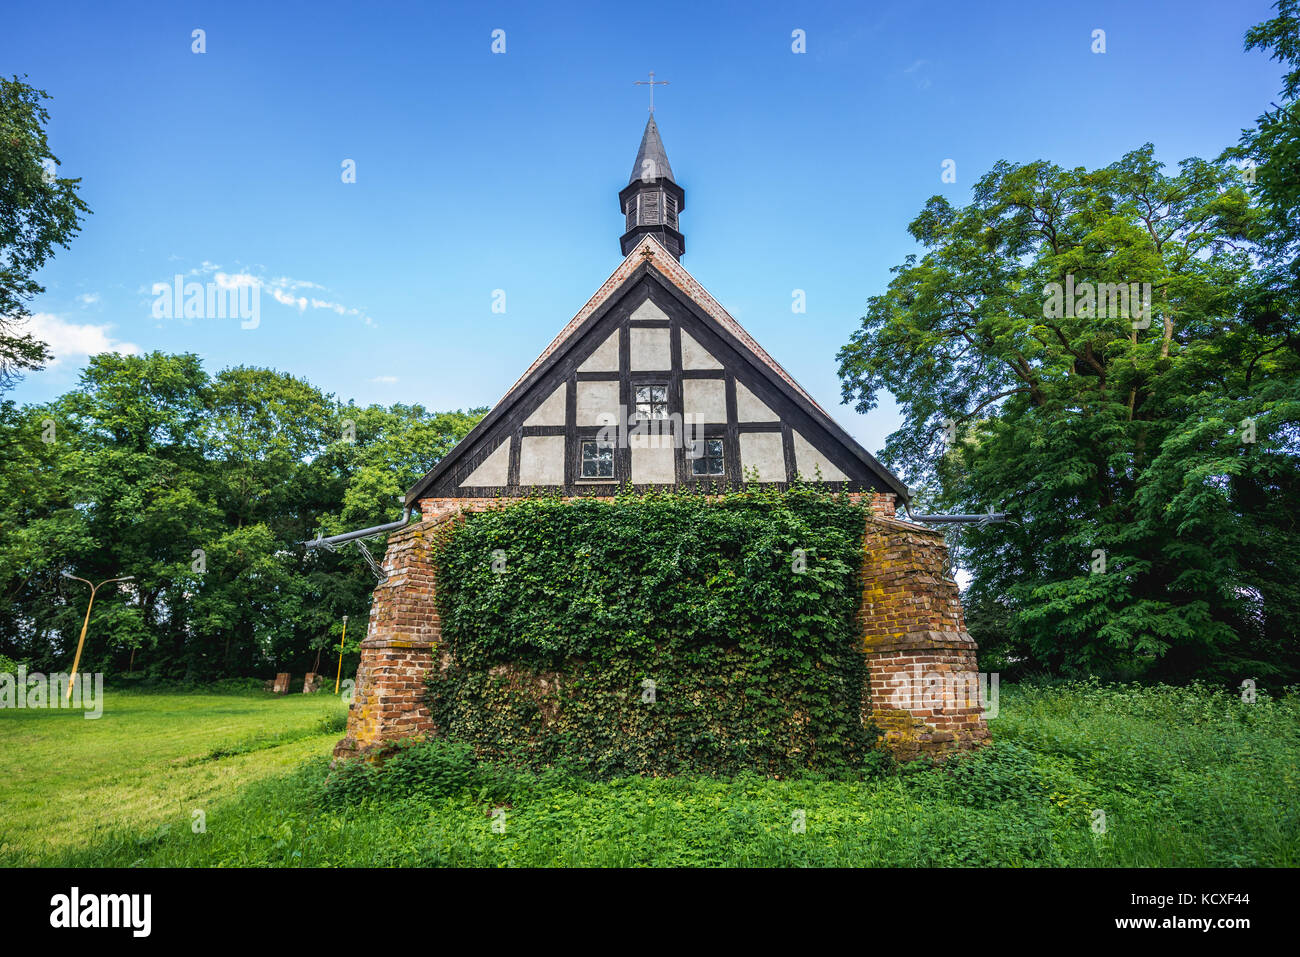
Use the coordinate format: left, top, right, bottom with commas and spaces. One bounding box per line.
0, 351, 484, 681
838, 145, 1299, 683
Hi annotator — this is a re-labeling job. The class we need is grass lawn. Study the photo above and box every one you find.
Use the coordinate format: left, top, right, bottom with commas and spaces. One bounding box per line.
2, 680, 1297, 867
0, 686, 346, 865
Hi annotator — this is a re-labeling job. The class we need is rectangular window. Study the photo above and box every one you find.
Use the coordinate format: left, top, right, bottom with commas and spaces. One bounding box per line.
634, 384, 669, 419
689, 438, 725, 476
580, 440, 614, 479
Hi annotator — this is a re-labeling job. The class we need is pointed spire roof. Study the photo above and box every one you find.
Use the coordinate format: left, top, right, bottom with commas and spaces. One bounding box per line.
628, 114, 675, 184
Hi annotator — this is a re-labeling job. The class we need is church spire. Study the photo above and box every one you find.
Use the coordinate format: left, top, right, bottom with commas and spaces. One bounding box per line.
628, 114, 675, 185
619, 114, 686, 259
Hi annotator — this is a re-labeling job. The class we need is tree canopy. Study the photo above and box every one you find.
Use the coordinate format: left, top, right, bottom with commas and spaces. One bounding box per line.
837, 5, 1300, 683
0, 351, 484, 681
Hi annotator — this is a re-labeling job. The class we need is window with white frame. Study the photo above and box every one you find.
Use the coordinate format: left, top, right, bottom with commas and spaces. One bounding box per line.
634, 384, 669, 419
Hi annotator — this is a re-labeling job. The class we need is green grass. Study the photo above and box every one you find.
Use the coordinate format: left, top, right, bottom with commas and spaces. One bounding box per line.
0, 686, 346, 865
3, 680, 1297, 867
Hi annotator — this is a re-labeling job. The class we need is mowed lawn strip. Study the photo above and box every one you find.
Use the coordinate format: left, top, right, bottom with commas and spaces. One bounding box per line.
0, 689, 346, 864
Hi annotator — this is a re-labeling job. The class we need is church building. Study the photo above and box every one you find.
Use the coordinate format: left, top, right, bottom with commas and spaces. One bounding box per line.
406, 114, 907, 508
331, 113, 990, 763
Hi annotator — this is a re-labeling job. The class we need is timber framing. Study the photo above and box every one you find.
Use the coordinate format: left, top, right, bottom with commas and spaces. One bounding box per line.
406, 243, 909, 504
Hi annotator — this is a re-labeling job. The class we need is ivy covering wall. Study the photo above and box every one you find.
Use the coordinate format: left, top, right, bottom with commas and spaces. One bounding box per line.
426, 487, 878, 777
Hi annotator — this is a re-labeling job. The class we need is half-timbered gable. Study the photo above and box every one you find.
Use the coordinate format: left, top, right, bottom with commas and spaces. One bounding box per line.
406, 238, 908, 504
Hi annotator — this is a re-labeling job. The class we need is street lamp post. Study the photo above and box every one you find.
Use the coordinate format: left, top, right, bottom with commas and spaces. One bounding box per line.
61, 572, 134, 701
334, 615, 349, 695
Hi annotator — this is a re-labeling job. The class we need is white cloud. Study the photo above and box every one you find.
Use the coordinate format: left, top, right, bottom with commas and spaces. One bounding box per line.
213, 272, 260, 289
370, 375, 398, 384
23, 313, 140, 367
183, 263, 373, 325
76, 292, 101, 307
269, 287, 307, 311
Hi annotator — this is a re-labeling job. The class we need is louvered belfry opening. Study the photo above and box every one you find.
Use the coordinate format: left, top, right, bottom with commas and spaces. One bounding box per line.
619, 114, 686, 259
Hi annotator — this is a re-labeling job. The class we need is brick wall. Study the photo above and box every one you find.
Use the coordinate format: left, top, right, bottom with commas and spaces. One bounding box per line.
859, 515, 990, 760
336, 490, 990, 763
331, 519, 440, 759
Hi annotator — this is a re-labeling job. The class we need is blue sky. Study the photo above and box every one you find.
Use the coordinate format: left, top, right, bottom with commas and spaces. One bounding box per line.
2, 0, 1286, 471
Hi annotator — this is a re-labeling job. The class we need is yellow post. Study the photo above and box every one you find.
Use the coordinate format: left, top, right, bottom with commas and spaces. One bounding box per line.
334, 614, 349, 694
66, 585, 97, 701
62, 573, 134, 701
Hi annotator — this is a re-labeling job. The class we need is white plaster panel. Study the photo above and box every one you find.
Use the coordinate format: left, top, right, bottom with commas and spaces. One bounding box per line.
680, 329, 723, 370
792, 430, 849, 482
578, 331, 620, 373
735, 380, 778, 422
519, 435, 565, 485
576, 379, 621, 426
459, 440, 510, 488
631, 445, 675, 484
739, 432, 786, 482
523, 383, 566, 427
629, 298, 669, 322
630, 327, 671, 371
682, 378, 727, 422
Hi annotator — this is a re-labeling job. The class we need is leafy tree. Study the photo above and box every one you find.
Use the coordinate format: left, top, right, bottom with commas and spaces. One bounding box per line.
0, 76, 91, 390
0, 351, 484, 682
838, 147, 1299, 682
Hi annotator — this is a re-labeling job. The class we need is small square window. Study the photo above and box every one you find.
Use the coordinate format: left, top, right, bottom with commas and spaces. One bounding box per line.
689, 438, 725, 476
580, 440, 614, 478
634, 384, 669, 419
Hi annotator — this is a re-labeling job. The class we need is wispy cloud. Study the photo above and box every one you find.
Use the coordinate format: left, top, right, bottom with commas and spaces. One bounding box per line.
903, 58, 932, 89
76, 292, 101, 307
370, 375, 398, 384
22, 313, 140, 367
176, 263, 374, 326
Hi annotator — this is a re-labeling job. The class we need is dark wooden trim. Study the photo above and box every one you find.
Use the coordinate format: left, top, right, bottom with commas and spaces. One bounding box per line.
507, 431, 520, 487
781, 423, 796, 484
435, 480, 866, 499
617, 319, 631, 483
564, 375, 577, 486
724, 372, 739, 482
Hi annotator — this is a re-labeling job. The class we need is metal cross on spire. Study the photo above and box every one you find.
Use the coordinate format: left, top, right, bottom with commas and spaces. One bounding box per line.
633, 71, 670, 112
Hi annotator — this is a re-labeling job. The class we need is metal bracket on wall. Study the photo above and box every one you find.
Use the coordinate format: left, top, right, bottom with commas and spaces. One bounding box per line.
304, 533, 389, 584
905, 507, 1014, 581
303, 506, 415, 584
352, 538, 388, 584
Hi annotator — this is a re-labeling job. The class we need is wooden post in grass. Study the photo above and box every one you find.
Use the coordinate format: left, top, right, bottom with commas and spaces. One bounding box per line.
334, 615, 349, 694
